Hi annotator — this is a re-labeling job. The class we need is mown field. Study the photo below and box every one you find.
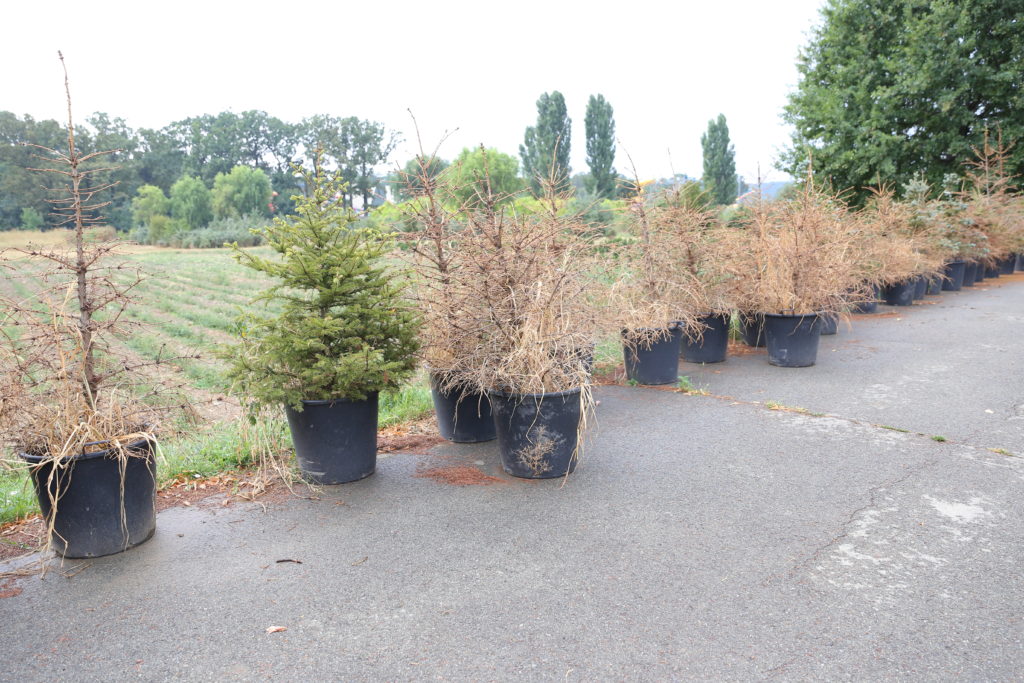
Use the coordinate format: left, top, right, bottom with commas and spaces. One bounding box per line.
0, 235, 435, 526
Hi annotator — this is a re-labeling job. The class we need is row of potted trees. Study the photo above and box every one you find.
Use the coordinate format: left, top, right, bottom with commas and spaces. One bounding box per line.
3, 98, 1022, 558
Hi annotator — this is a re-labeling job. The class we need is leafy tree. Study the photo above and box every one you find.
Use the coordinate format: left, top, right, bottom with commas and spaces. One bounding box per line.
212, 165, 272, 219
783, 0, 1024, 205
701, 114, 738, 205
584, 94, 617, 198
345, 117, 400, 210
519, 91, 572, 194
136, 126, 185, 192
296, 116, 398, 209
392, 155, 450, 202
222, 155, 420, 410
446, 146, 525, 207
19, 207, 44, 231
131, 184, 170, 227
0, 112, 65, 229
169, 175, 212, 230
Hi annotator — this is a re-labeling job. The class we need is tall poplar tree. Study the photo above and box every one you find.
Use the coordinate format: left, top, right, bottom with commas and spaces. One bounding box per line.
701, 114, 738, 205
584, 94, 617, 198
519, 91, 572, 194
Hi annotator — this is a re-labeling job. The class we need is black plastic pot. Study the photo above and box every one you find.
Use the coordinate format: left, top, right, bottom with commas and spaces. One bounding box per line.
962, 262, 978, 287
975, 266, 986, 283
852, 284, 880, 313
926, 276, 942, 295
883, 280, 916, 306
912, 276, 927, 299
999, 256, 1015, 275
21, 437, 157, 558
941, 261, 967, 291
817, 314, 837, 335
681, 314, 730, 364
488, 387, 582, 479
284, 394, 378, 484
429, 375, 495, 443
1016, 253, 1022, 272
764, 313, 821, 368
738, 313, 766, 347
623, 326, 682, 385
984, 263, 1000, 279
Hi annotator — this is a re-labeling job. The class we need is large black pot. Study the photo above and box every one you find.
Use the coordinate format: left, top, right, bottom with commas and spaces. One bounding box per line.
999, 256, 1016, 275
284, 395, 378, 484
962, 262, 978, 287
429, 374, 495, 443
984, 263, 1000, 279
764, 313, 821, 368
974, 265, 986, 283
817, 314, 838, 335
488, 387, 582, 479
623, 326, 682, 385
21, 437, 157, 558
941, 261, 967, 291
738, 313, 766, 347
913, 276, 927, 299
681, 314, 730, 364
1016, 253, 1022, 272
883, 280, 916, 306
926, 276, 942, 295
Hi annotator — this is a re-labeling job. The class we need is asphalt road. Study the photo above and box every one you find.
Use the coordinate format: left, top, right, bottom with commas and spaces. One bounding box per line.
2, 276, 1022, 681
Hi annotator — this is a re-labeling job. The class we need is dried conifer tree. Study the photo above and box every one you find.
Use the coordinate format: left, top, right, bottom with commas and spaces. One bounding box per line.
0, 53, 188, 458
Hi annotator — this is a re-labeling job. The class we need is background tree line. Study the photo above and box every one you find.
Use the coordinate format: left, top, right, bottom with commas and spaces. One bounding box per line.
0, 109, 398, 232
1, 90, 750, 240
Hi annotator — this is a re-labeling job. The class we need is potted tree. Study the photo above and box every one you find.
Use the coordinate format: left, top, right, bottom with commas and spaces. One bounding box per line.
735, 180, 860, 367
856, 188, 944, 307
963, 132, 1019, 279
608, 180, 701, 384
667, 196, 739, 364
0, 54, 186, 558
223, 154, 420, 484
396, 143, 497, 443
446, 175, 598, 479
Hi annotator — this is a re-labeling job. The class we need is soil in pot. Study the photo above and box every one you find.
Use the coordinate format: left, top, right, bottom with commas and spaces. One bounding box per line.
681, 314, 730, 364
941, 261, 967, 291
285, 394, 378, 484
22, 437, 157, 558
488, 387, 582, 479
764, 313, 821, 368
962, 261, 978, 287
623, 326, 682, 385
738, 313, 766, 347
429, 375, 495, 443
883, 280, 916, 306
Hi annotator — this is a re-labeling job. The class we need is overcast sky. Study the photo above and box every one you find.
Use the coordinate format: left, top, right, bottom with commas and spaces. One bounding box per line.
1, 0, 825, 183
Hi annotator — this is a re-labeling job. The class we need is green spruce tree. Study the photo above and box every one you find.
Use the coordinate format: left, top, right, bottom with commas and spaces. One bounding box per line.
519, 91, 572, 195
701, 114, 738, 206
584, 94, 617, 198
223, 153, 420, 411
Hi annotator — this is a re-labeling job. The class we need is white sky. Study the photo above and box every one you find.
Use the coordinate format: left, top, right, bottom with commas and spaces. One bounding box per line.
1, 0, 825, 183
